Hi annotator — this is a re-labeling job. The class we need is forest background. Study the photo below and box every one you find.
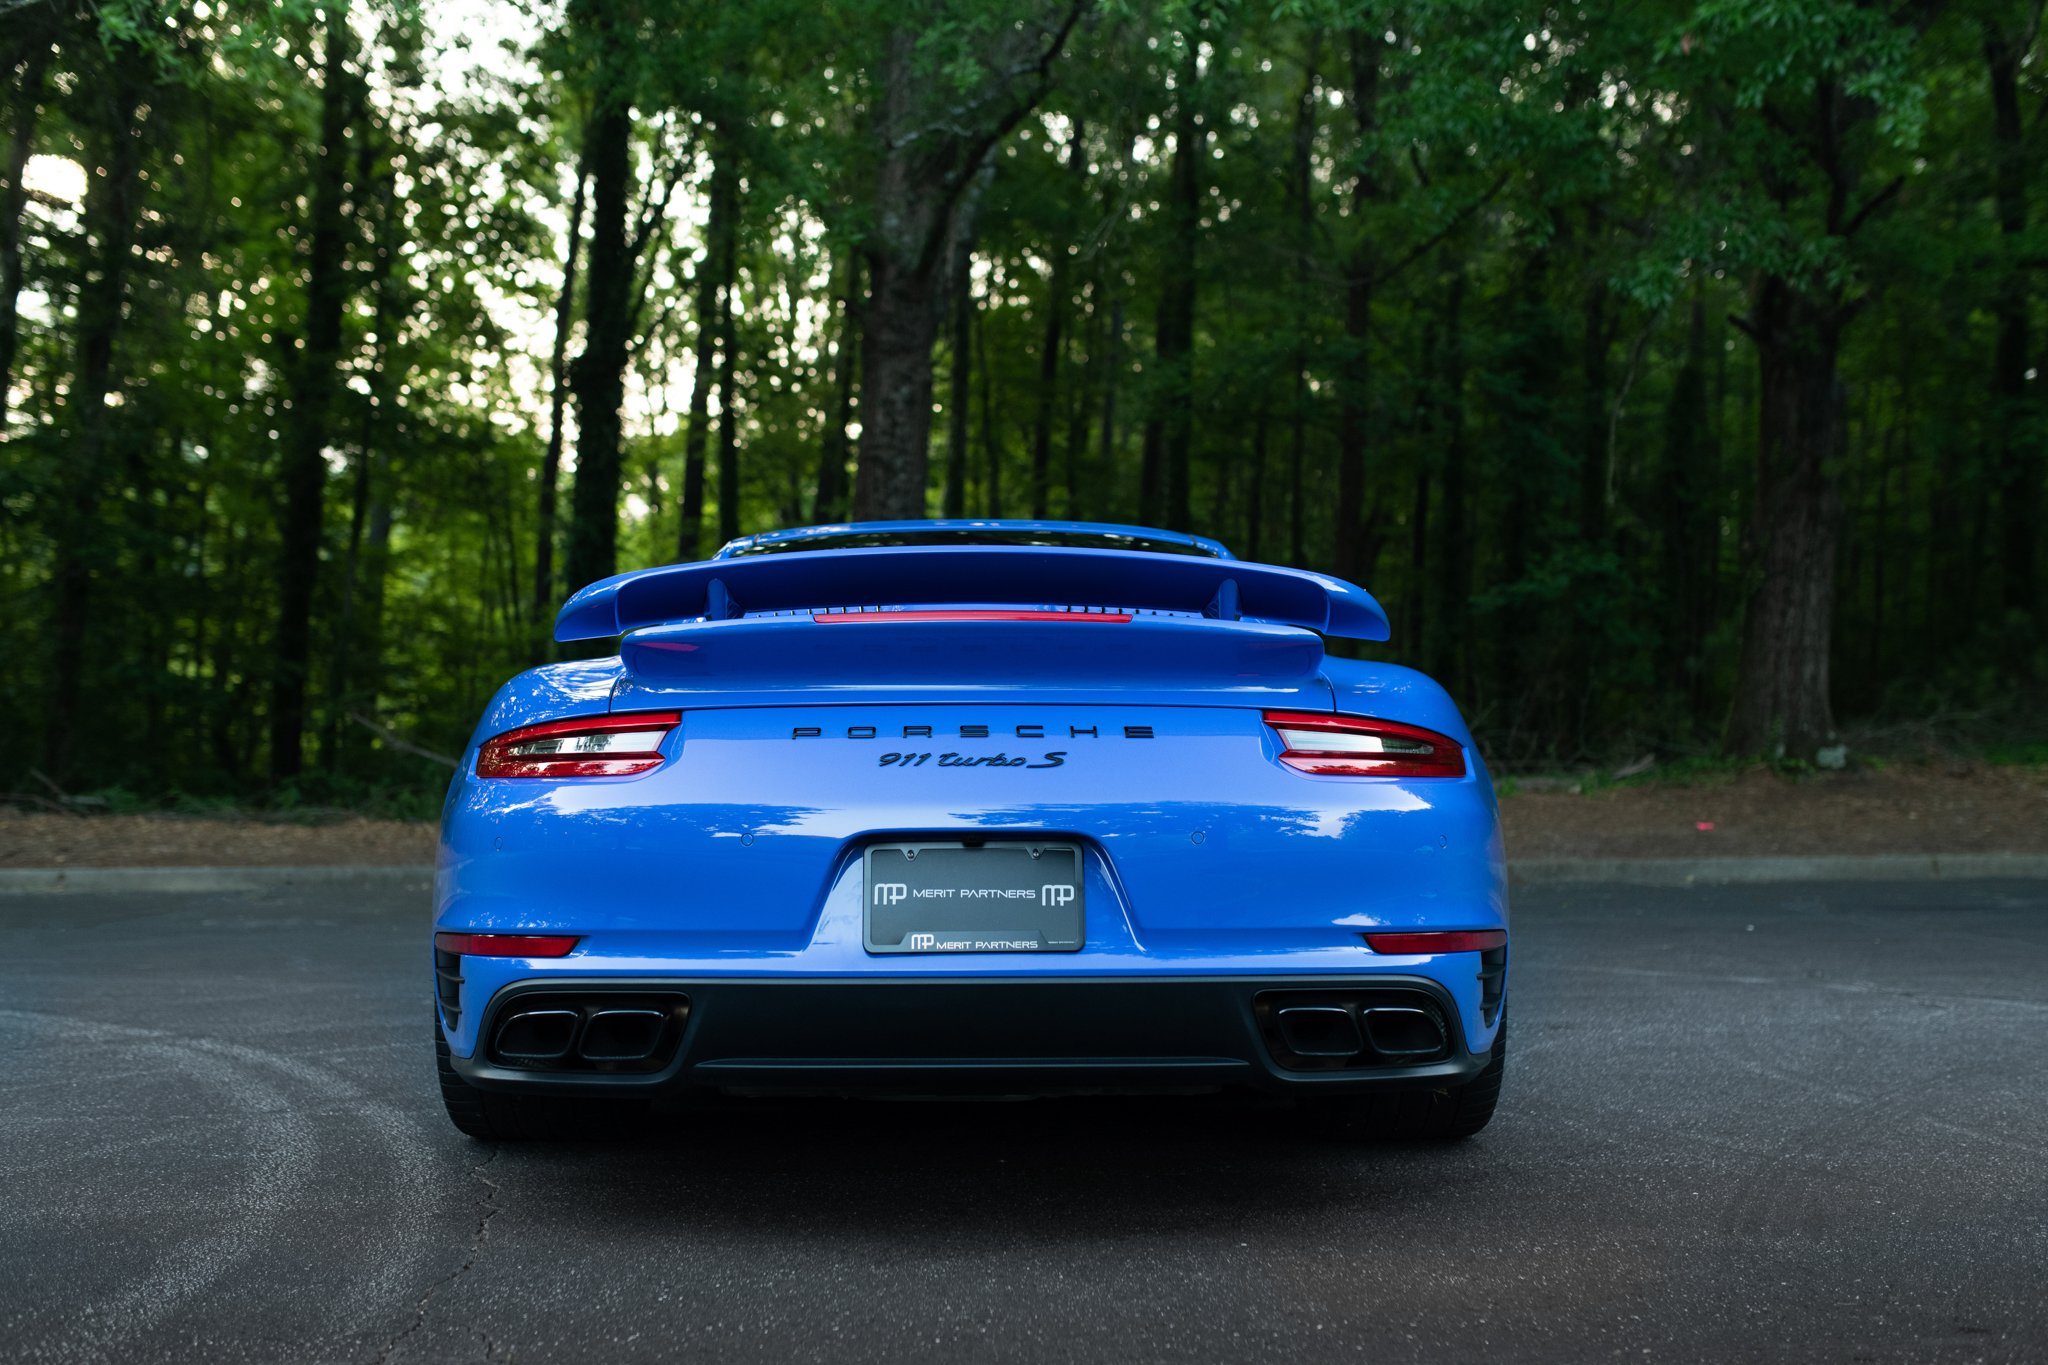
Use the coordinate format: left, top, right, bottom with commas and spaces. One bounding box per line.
3, 0, 2044, 816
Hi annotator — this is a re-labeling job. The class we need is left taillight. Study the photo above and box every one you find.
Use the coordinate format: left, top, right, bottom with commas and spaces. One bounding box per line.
475, 711, 681, 779
1262, 710, 1467, 778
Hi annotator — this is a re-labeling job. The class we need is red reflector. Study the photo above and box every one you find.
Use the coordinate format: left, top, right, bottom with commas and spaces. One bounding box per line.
1363, 930, 1507, 955
813, 610, 1132, 624
434, 932, 582, 958
476, 711, 680, 779
1262, 710, 1467, 778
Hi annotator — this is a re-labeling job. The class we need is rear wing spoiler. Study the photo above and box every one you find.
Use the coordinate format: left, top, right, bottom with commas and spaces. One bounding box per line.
555, 545, 1390, 642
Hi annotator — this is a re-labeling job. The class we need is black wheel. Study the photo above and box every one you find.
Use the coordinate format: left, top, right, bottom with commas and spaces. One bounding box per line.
1307, 1013, 1506, 1142
435, 1013, 650, 1141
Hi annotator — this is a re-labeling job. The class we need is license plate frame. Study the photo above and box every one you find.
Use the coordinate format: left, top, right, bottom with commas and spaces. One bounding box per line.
862, 841, 1084, 955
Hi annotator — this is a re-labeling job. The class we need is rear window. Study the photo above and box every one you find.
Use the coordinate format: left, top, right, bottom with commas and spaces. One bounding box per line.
727, 529, 1222, 558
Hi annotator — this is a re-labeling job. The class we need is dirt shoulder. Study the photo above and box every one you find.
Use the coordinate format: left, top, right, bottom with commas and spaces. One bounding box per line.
0, 811, 436, 868
3, 762, 2043, 868
1499, 762, 2048, 859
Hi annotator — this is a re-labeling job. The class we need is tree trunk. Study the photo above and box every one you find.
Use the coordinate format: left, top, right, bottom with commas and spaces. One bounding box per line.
677, 139, 735, 559
1061, 278, 1097, 520
1405, 461, 1432, 654
1098, 295, 1122, 520
978, 283, 1001, 516
943, 233, 973, 518
1660, 290, 1711, 708
324, 120, 397, 769
565, 23, 635, 596
714, 252, 740, 545
1724, 278, 1844, 760
850, 15, 1080, 519
270, 13, 354, 783
1491, 249, 1558, 749
1245, 403, 1269, 561
1565, 226, 1614, 751
1333, 28, 1379, 583
812, 250, 859, 523
1431, 268, 1470, 692
1029, 255, 1066, 520
534, 158, 588, 627
0, 36, 50, 428
1286, 36, 1318, 568
1986, 22, 2038, 618
856, 246, 942, 519
1030, 123, 1086, 519
1139, 37, 1201, 530
1579, 264, 1612, 541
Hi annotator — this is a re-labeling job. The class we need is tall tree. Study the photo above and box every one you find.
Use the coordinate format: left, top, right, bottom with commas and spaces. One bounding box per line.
1285, 32, 1319, 568
1984, 4, 2043, 621
270, 11, 358, 781
44, 27, 150, 778
1691, 1, 1929, 760
943, 239, 974, 517
849, 4, 1086, 520
1138, 30, 1201, 530
0, 17, 55, 427
1030, 121, 1086, 519
676, 128, 736, 560
1331, 26, 1380, 584
564, 0, 639, 596
812, 249, 860, 522
533, 156, 588, 630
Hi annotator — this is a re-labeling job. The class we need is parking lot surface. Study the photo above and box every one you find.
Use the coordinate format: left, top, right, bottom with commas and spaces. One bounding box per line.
2, 878, 2043, 1363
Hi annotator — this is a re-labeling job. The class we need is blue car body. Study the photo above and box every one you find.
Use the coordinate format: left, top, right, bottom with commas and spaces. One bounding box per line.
434, 521, 1508, 1135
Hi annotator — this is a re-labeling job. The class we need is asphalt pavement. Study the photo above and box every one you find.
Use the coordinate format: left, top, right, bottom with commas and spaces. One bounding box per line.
2, 878, 2043, 1364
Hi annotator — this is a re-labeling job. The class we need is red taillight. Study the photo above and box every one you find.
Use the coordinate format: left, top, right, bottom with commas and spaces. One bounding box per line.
475, 711, 680, 778
812, 610, 1133, 624
1363, 930, 1506, 955
434, 932, 582, 957
1262, 710, 1467, 778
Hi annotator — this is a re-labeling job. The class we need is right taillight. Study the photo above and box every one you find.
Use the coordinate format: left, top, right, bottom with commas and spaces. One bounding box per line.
1263, 710, 1467, 778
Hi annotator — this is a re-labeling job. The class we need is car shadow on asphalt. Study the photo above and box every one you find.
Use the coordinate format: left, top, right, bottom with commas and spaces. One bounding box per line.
488, 1096, 1498, 1240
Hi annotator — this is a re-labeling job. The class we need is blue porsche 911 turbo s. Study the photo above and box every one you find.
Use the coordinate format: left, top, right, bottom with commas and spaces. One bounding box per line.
433, 520, 1508, 1140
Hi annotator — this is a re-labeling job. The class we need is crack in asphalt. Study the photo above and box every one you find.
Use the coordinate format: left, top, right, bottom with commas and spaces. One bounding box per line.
372, 1147, 503, 1365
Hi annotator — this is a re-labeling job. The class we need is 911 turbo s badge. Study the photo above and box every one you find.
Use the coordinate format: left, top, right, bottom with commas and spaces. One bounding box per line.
877, 751, 1066, 768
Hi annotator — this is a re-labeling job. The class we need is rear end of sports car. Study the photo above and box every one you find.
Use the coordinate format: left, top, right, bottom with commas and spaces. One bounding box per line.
433, 522, 1508, 1141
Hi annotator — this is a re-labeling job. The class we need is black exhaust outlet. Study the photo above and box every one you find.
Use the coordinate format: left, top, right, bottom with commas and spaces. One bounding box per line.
1360, 1005, 1447, 1060
579, 1008, 668, 1063
1274, 1005, 1365, 1058
483, 991, 690, 1072
1254, 987, 1454, 1070
494, 1009, 579, 1061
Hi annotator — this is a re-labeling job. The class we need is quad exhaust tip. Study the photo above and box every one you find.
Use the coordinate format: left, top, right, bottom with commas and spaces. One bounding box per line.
1274, 1005, 1365, 1058
495, 1009, 580, 1061
1360, 1005, 1447, 1060
1258, 991, 1451, 1069
487, 995, 690, 1072
578, 1008, 668, 1062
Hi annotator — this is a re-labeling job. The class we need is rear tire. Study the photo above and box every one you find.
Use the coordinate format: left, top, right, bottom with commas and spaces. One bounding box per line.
1308, 1013, 1506, 1142
435, 1013, 649, 1141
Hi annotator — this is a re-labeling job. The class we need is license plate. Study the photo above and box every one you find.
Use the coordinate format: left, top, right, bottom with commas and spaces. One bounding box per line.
863, 841, 1084, 954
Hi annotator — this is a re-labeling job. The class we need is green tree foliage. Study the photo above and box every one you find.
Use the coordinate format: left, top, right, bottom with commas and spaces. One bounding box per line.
0, 0, 2042, 801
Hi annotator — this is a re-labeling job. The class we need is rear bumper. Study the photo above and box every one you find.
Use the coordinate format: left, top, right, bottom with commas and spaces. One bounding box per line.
447, 974, 1492, 1099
